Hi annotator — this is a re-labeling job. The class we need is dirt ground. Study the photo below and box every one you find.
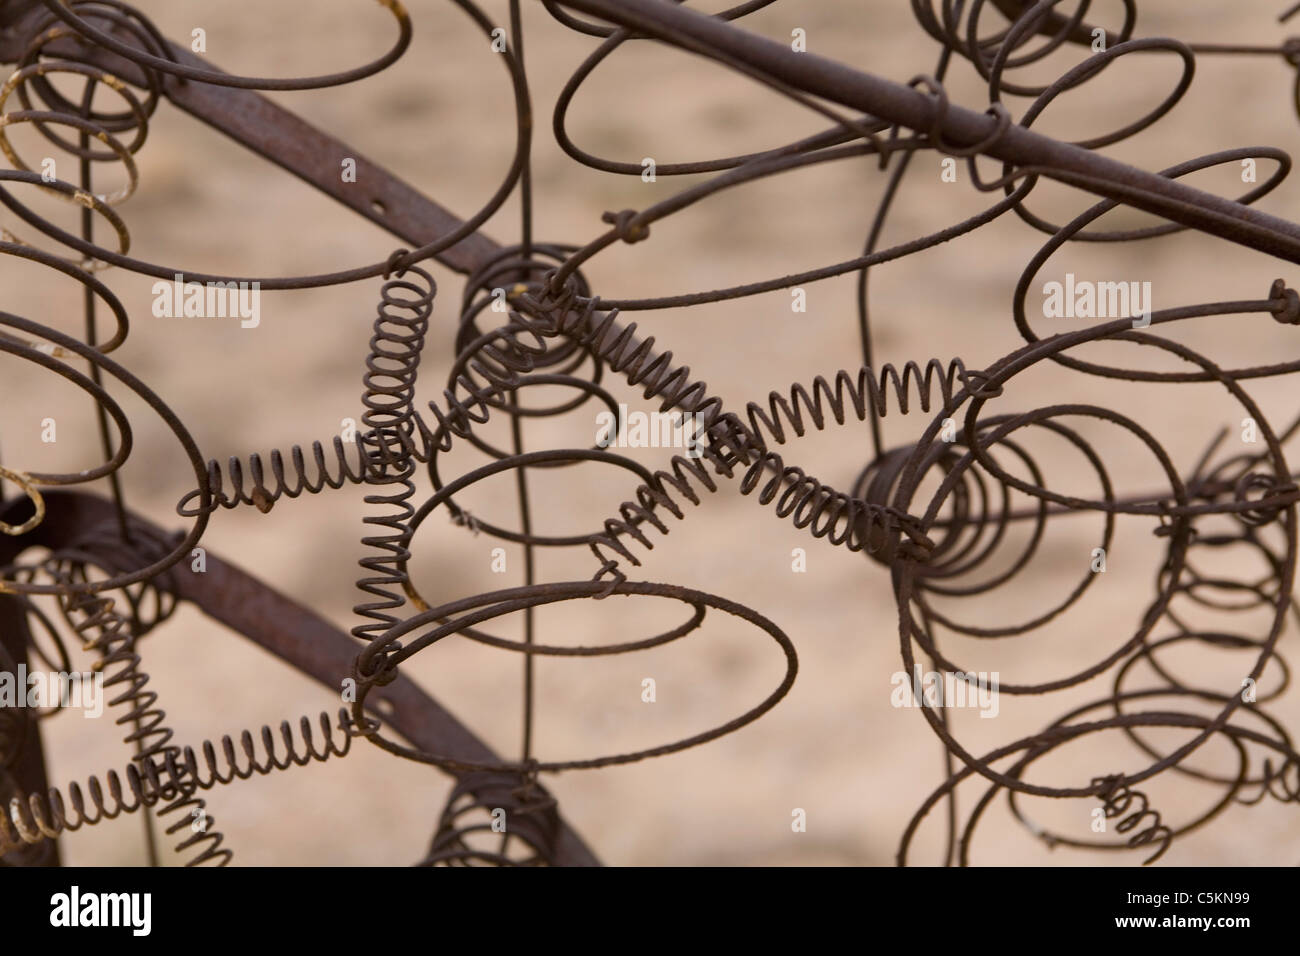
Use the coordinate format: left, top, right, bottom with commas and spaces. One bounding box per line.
4, 0, 1300, 865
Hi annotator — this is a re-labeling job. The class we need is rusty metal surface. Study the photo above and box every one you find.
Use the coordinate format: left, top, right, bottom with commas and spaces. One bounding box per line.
22, 27, 502, 275
0, 490, 599, 866
3, 0, 1300, 866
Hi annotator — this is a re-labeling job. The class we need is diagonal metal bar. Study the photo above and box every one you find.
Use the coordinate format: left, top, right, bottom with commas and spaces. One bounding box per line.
550, 0, 1300, 265
2, 9, 502, 275
0, 491, 601, 867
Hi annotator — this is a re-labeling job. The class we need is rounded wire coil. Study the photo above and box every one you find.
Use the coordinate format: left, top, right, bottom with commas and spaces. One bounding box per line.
4, 0, 1300, 867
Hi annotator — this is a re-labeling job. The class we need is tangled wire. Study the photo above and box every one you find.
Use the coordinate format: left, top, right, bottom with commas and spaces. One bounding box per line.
3, 0, 1300, 866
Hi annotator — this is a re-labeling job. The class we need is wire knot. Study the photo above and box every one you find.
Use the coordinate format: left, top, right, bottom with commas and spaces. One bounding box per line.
1269, 279, 1300, 324
601, 209, 650, 244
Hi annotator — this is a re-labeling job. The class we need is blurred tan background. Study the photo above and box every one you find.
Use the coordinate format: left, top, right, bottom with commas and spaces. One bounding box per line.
4, 0, 1300, 865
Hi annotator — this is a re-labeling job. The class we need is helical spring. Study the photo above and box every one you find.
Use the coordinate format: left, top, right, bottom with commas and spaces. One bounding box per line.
0, 708, 366, 859
419, 769, 560, 866
44, 554, 230, 866
178, 277, 561, 519
5, 0, 1300, 869
0, 0, 165, 274
0, 0, 166, 557
566, 314, 992, 582
351, 261, 436, 645
1091, 774, 1174, 865
429, 292, 998, 581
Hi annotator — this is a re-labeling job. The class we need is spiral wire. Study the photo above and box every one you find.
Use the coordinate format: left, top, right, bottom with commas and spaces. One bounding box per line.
5, 0, 1300, 865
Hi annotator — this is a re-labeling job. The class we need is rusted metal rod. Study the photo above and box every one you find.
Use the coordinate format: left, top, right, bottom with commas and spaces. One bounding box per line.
551, 0, 1300, 265
0, 491, 601, 867
21, 23, 501, 274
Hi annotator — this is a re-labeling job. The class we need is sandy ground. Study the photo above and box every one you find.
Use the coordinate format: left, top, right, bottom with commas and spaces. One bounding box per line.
4, 0, 1300, 865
